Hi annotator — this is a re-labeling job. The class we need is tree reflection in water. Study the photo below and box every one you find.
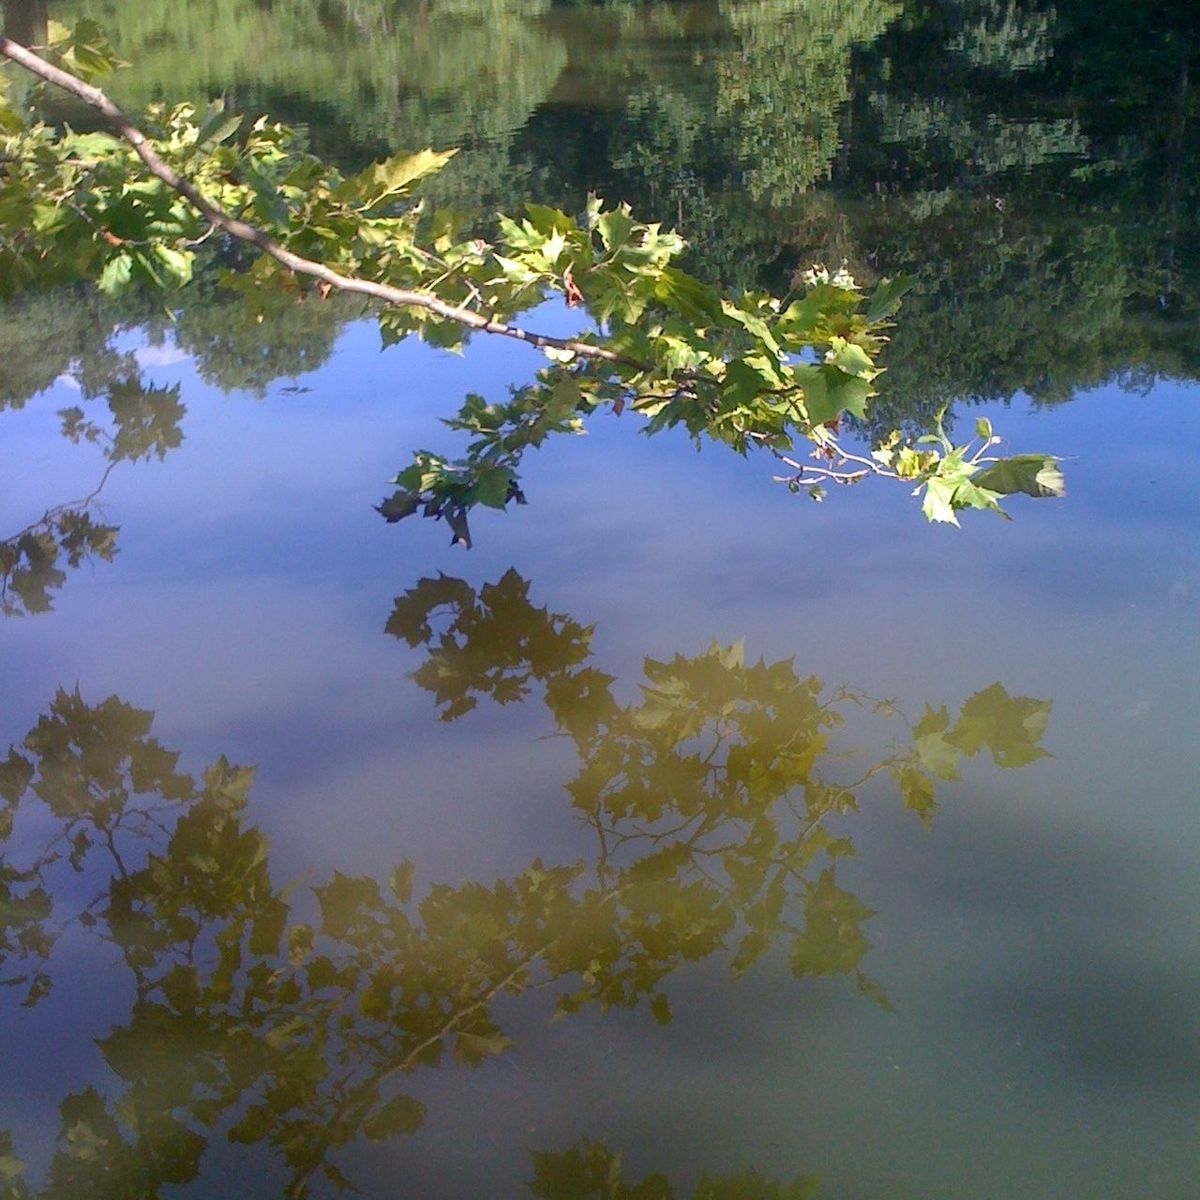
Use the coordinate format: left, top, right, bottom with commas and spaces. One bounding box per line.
0, 572, 1050, 1197
0, 372, 184, 617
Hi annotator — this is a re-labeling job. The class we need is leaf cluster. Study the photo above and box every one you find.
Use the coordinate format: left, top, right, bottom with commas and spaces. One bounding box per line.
0, 25, 1067, 539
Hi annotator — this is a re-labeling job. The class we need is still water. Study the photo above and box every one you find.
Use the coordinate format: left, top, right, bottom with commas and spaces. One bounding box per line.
2, 1, 1199, 1197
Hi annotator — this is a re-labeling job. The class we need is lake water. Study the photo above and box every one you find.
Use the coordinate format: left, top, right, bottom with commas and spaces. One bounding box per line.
2, 2, 1198, 1197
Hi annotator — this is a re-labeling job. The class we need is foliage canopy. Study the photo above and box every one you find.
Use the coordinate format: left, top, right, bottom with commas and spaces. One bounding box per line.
0, 19, 1064, 547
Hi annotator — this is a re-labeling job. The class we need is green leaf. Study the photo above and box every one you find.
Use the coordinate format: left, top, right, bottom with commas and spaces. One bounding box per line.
865, 273, 916, 322
524, 203, 575, 236
921, 476, 960, 526
826, 337, 875, 378
0, 100, 22, 135
972, 455, 1065, 499
723, 301, 781, 355
363, 1094, 426, 1140
195, 104, 243, 150
653, 267, 723, 325
33, 205, 69, 234
794, 364, 873, 424
61, 19, 128, 80
779, 283, 862, 342
97, 253, 134, 296
597, 207, 636, 253
370, 148, 456, 199
722, 355, 782, 410
471, 466, 513, 510
951, 477, 1007, 517
241, 159, 290, 229
153, 245, 193, 286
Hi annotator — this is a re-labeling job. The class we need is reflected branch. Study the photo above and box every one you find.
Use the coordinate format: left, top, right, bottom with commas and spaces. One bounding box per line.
0, 463, 118, 617
0, 574, 1052, 1195
0, 372, 184, 617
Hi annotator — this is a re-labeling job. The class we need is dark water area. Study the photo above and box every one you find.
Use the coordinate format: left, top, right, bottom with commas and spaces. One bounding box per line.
1, 2, 1199, 1197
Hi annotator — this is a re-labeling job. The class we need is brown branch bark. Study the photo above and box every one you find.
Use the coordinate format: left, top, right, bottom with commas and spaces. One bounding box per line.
0, 35, 633, 368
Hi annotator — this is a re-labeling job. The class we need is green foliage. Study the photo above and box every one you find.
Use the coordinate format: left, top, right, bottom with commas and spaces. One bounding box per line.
0, 23, 1065, 537
0, 1130, 27, 1200
0, 571, 1052, 1195
15, 0, 1199, 428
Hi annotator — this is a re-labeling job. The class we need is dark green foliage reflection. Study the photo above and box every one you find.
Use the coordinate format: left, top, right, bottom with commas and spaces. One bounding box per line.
527, 1138, 819, 1200
0, 572, 1051, 1197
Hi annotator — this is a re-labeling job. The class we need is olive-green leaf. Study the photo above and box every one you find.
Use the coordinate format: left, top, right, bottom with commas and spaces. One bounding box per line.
363, 1094, 426, 1140
947, 684, 1052, 768
453, 1030, 516, 1065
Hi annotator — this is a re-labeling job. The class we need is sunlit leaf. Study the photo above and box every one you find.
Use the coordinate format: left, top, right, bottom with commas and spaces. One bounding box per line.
369, 148, 457, 199
865, 273, 916, 322
972, 455, 1065, 499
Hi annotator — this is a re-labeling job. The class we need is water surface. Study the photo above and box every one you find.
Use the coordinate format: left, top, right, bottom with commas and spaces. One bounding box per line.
2, 2, 1198, 1197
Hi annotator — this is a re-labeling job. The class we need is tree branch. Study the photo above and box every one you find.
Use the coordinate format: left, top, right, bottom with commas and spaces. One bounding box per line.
0, 35, 633, 368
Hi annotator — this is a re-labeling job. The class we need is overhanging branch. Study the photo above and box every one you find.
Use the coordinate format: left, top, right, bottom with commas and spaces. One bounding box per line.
0, 34, 633, 367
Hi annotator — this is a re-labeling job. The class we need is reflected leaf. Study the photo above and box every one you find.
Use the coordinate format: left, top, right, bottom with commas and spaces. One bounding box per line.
1, 513, 117, 618
947, 683, 1053, 768
913, 705, 962, 781
789, 869, 875, 978
362, 1094, 426, 1141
